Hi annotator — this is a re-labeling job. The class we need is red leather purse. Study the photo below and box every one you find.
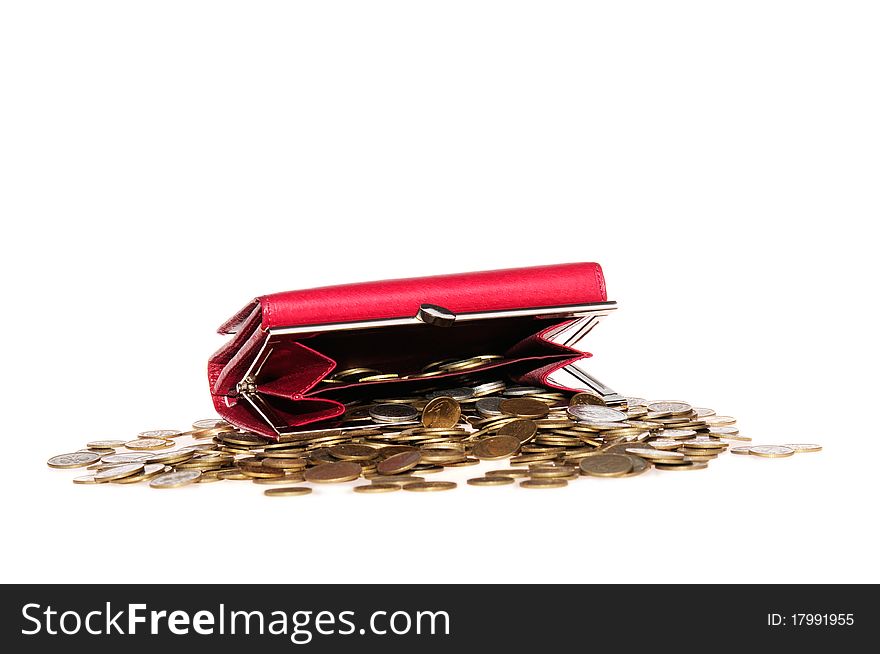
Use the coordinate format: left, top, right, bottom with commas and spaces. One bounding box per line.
208, 263, 619, 439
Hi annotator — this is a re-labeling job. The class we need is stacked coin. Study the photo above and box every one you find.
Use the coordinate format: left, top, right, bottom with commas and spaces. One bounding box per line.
47, 384, 820, 494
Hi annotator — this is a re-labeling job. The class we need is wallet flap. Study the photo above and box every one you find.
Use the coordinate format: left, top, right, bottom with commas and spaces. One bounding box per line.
257, 262, 607, 331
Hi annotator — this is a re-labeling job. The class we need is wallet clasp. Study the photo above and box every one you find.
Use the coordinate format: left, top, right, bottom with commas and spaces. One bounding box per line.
416, 304, 457, 327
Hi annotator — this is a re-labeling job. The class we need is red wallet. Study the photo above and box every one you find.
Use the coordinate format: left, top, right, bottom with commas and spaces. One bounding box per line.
208, 263, 619, 439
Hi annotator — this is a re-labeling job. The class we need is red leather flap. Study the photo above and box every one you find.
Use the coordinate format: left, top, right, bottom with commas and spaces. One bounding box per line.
256, 262, 606, 331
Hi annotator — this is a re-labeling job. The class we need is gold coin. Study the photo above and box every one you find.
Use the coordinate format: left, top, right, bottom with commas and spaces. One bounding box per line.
497, 419, 538, 443
86, 440, 125, 449
358, 373, 400, 382
443, 458, 481, 467
520, 478, 568, 489
353, 483, 400, 493
439, 355, 504, 372
112, 463, 167, 484
467, 476, 515, 486
72, 475, 101, 484
264, 486, 313, 496
528, 465, 578, 478
569, 392, 606, 406
730, 446, 752, 455
499, 398, 550, 419
364, 475, 425, 485
402, 481, 457, 492
378, 445, 419, 458
485, 468, 531, 478
217, 470, 251, 480
421, 359, 457, 372
252, 473, 306, 484
680, 438, 725, 449
260, 457, 308, 470
421, 397, 461, 428
217, 431, 273, 446
328, 444, 379, 461
146, 450, 195, 465
303, 461, 362, 483
333, 367, 381, 381
411, 465, 445, 474
509, 452, 559, 465
376, 451, 422, 475
655, 462, 709, 471
94, 463, 144, 481
124, 438, 172, 451
622, 455, 650, 477
579, 454, 633, 477
191, 419, 229, 430
701, 415, 737, 426
473, 435, 521, 460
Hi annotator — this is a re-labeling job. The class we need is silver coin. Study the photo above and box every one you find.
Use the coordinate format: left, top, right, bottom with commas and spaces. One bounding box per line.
368, 403, 419, 423
645, 401, 693, 415
475, 397, 505, 418
94, 463, 144, 481
137, 429, 182, 439
684, 436, 723, 444
623, 397, 647, 407
86, 440, 126, 449
149, 470, 203, 488
693, 407, 717, 417
566, 405, 628, 422
782, 443, 822, 453
707, 426, 739, 436
112, 463, 170, 483
646, 439, 683, 450
178, 444, 218, 453
425, 388, 474, 401
658, 429, 697, 440
47, 452, 101, 468
749, 445, 795, 458
502, 386, 544, 397
471, 381, 506, 397
101, 452, 154, 465
730, 446, 752, 455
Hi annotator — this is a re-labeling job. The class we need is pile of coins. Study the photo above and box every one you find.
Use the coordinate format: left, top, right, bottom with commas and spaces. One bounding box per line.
46, 380, 821, 494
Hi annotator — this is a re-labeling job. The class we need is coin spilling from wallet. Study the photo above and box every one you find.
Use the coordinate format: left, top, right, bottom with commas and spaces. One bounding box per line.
47, 363, 821, 494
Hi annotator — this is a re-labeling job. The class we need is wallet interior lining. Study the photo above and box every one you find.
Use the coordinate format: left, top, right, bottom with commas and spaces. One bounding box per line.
305, 352, 577, 403
306, 315, 570, 369
245, 316, 580, 433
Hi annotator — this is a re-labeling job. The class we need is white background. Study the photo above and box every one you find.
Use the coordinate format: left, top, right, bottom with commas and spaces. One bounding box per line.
1, 1, 877, 584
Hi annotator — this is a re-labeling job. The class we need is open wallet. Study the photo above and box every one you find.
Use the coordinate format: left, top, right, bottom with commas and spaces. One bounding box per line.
208, 262, 623, 439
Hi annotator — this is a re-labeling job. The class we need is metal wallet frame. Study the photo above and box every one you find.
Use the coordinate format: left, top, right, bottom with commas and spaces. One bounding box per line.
236, 300, 621, 435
